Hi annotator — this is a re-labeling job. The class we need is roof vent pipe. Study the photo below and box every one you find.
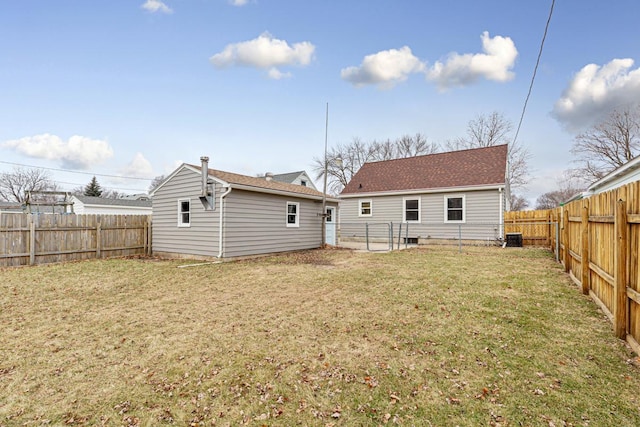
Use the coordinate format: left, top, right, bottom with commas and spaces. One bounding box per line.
265, 172, 274, 181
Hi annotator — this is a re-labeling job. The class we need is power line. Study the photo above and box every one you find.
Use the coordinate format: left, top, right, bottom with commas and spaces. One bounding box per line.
512, 0, 555, 145
0, 160, 153, 181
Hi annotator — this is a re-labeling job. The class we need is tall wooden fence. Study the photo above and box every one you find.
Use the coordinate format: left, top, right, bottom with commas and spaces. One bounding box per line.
0, 213, 152, 267
506, 181, 640, 354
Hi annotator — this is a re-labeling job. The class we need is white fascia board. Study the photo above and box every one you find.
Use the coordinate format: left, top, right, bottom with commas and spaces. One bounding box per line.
587, 156, 640, 193
149, 163, 188, 196
151, 164, 230, 197
338, 184, 505, 199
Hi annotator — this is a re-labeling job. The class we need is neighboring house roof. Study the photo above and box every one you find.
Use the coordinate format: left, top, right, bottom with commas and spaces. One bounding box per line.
73, 196, 152, 208
340, 144, 508, 196
0, 201, 24, 213
272, 171, 306, 183
565, 154, 640, 204
119, 193, 151, 201
587, 154, 640, 194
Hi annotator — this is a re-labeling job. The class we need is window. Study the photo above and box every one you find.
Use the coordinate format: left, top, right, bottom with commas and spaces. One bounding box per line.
300, 180, 307, 187
403, 198, 420, 222
445, 195, 465, 222
359, 199, 372, 217
178, 199, 191, 227
286, 202, 299, 227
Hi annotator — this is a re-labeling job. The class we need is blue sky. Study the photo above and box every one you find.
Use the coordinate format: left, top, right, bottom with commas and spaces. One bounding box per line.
1, 0, 640, 203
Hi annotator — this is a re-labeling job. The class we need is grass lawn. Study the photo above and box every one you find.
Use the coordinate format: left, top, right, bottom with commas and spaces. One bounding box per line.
1, 246, 639, 426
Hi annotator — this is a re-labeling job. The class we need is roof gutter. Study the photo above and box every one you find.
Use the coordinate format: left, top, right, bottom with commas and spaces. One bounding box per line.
217, 185, 232, 258
339, 183, 505, 198
230, 183, 340, 203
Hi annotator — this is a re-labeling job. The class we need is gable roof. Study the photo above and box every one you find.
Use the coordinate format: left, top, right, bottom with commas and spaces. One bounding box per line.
188, 165, 337, 201
272, 171, 307, 183
340, 144, 508, 196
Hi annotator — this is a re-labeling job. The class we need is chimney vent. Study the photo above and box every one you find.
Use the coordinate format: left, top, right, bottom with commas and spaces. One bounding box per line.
199, 156, 214, 210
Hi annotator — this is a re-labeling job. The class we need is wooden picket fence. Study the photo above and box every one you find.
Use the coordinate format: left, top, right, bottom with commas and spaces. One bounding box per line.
506, 181, 640, 354
0, 213, 152, 267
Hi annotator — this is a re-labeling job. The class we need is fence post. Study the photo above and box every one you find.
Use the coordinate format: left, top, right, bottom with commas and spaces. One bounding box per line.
365, 223, 369, 251
29, 215, 35, 266
614, 188, 628, 339
563, 208, 570, 273
581, 199, 590, 295
96, 219, 102, 259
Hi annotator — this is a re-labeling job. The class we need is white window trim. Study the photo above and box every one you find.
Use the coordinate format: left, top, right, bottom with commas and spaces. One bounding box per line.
286, 201, 300, 228
178, 198, 191, 227
444, 195, 466, 223
358, 199, 373, 217
402, 197, 421, 223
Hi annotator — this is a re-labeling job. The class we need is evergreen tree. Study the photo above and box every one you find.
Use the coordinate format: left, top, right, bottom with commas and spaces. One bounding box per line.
84, 176, 103, 197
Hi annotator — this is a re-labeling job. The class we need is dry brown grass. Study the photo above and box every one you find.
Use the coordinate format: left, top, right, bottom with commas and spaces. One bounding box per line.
1, 246, 639, 426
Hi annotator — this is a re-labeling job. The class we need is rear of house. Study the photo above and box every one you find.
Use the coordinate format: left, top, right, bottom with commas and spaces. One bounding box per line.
152, 158, 338, 259
339, 145, 509, 243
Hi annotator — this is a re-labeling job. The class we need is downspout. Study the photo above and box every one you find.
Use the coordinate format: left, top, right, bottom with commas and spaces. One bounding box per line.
217, 185, 232, 258
499, 187, 504, 239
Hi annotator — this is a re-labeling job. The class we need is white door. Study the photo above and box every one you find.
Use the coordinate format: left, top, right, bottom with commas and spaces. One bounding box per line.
325, 206, 336, 246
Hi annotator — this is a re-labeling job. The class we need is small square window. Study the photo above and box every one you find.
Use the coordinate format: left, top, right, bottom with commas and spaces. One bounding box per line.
359, 200, 372, 217
403, 198, 420, 222
445, 196, 465, 223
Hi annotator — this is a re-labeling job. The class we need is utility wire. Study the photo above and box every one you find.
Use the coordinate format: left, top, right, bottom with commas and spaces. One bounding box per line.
0, 159, 153, 181
512, 0, 555, 145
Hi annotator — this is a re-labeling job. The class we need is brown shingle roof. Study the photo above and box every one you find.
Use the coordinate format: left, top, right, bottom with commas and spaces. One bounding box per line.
190, 165, 328, 199
340, 144, 508, 195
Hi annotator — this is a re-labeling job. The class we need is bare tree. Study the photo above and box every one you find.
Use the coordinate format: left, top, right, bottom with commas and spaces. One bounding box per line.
535, 174, 586, 210
101, 189, 124, 199
509, 193, 530, 211
0, 167, 57, 203
149, 175, 166, 193
313, 134, 439, 195
570, 106, 640, 182
445, 111, 531, 190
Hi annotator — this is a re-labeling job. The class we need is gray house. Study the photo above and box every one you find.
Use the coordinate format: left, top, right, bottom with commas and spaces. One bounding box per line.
339, 145, 509, 243
271, 171, 317, 190
151, 157, 339, 259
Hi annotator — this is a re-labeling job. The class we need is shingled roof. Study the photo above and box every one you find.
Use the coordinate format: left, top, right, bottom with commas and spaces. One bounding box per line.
190, 165, 330, 200
340, 144, 508, 196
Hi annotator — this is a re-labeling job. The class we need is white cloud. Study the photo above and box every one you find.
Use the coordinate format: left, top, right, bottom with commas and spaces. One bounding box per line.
141, 0, 172, 14
121, 153, 155, 178
209, 32, 315, 79
267, 67, 291, 80
552, 58, 640, 131
229, 0, 249, 6
427, 31, 518, 90
341, 46, 426, 89
2, 134, 114, 169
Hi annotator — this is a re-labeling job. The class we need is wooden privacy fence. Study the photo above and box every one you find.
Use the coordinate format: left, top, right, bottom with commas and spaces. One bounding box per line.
506, 181, 640, 354
0, 213, 152, 267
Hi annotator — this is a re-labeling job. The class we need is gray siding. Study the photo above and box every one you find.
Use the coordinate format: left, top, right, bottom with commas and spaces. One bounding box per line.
222, 189, 336, 258
340, 189, 503, 241
152, 168, 220, 257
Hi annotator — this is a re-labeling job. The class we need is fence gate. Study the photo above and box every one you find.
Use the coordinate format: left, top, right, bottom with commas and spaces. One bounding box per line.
365, 222, 393, 251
